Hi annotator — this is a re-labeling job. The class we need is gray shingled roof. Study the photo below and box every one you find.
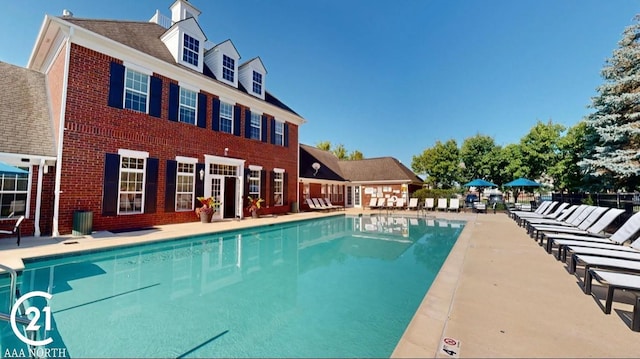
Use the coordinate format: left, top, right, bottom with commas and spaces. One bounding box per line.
63, 17, 300, 116
0, 62, 56, 157
338, 157, 423, 183
299, 144, 344, 179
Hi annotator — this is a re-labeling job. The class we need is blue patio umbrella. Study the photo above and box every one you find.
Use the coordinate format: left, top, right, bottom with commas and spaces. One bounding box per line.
0, 162, 28, 175
463, 179, 497, 188
503, 177, 541, 188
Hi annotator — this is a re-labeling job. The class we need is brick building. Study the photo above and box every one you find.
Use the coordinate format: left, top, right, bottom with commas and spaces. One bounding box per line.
299, 144, 423, 209
0, 0, 305, 236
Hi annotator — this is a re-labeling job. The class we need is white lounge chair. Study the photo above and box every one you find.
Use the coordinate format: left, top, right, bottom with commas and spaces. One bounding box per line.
529, 206, 599, 241
0, 215, 24, 246
448, 198, 460, 212
588, 269, 640, 331
474, 202, 487, 213
424, 198, 435, 212
517, 202, 570, 226
535, 207, 613, 243
305, 198, 325, 211
394, 198, 405, 210
578, 255, 640, 294
324, 198, 344, 210
525, 205, 589, 236
407, 198, 419, 211
437, 198, 448, 212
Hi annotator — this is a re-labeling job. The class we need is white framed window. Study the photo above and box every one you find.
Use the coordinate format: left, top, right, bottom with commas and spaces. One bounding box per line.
124, 68, 149, 113
248, 169, 261, 199
179, 87, 197, 125
274, 120, 284, 146
118, 155, 146, 214
252, 71, 262, 95
223, 55, 235, 82
182, 33, 200, 67
176, 161, 195, 211
273, 170, 284, 206
0, 165, 29, 218
220, 101, 233, 133
250, 112, 261, 140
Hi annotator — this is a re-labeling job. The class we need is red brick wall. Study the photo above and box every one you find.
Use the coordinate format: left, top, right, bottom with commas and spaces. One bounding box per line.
55, 44, 299, 234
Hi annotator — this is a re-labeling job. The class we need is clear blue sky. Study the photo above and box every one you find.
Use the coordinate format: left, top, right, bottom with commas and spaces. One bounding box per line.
2, 1, 639, 167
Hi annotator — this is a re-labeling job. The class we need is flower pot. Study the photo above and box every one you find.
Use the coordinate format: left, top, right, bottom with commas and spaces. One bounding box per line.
200, 211, 212, 223
251, 211, 258, 218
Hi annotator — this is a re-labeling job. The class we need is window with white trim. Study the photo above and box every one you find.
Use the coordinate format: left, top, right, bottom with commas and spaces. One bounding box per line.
223, 55, 235, 82
176, 162, 195, 211
248, 169, 261, 199
0, 166, 28, 218
250, 112, 261, 140
179, 87, 197, 125
273, 171, 283, 206
118, 156, 145, 214
220, 101, 233, 133
124, 68, 149, 113
252, 71, 262, 95
274, 120, 284, 146
183, 33, 200, 67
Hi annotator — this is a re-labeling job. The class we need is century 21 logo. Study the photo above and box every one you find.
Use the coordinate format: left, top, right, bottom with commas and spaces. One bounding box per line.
10, 291, 53, 346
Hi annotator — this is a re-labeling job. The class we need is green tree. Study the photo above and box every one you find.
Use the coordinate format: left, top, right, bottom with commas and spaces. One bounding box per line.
519, 119, 565, 180
332, 144, 348, 160
548, 122, 589, 192
316, 141, 331, 151
460, 134, 499, 183
348, 150, 364, 160
412, 139, 461, 188
580, 15, 640, 191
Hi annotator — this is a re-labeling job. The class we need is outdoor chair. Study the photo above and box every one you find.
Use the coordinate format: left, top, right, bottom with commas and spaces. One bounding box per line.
448, 198, 460, 212
0, 215, 24, 246
437, 198, 448, 212
424, 198, 435, 212
305, 198, 325, 211
587, 269, 640, 331
407, 198, 419, 211
474, 202, 487, 213
324, 198, 344, 210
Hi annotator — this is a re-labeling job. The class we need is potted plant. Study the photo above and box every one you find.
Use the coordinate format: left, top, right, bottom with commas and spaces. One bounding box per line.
246, 196, 264, 218
195, 197, 218, 223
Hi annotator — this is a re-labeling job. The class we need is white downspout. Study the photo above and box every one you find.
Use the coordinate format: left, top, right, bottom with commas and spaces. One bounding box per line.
52, 27, 73, 237
34, 159, 45, 237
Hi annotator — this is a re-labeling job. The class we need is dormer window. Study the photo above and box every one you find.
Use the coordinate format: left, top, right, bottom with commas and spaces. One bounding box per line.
223, 55, 235, 82
252, 71, 262, 95
183, 34, 200, 67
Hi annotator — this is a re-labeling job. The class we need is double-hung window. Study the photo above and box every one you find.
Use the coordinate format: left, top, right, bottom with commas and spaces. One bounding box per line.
0, 166, 28, 218
220, 102, 233, 133
119, 155, 146, 214
124, 68, 149, 113
222, 55, 235, 82
179, 87, 197, 125
250, 112, 261, 140
248, 169, 261, 200
274, 120, 284, 146
252, 71, 262, 95
176, 162, 195, 211
183, 34, 200, 67
273, 170, 284, 206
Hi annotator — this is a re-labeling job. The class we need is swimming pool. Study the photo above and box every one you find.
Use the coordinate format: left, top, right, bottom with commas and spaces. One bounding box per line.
1, 215, 464, 358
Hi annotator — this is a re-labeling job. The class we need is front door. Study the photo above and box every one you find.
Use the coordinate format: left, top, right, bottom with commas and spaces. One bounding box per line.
223, 177, 236, 219
346, 186, 353, 207
354, 186, 361, 208
208, 176, 223, 220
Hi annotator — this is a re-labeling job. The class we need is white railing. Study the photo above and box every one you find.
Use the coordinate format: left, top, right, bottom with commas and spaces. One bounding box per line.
149, 10, 172, 29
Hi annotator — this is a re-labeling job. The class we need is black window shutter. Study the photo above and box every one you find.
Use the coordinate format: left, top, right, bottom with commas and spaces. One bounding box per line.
165, 160, 177, 212
168, 83, 179, 121
195, 163, 205, 199
270, 119, 276, 144
197, 93, 207, 128
149, 76, 163, 118
261, 170, 267, 206
283, 172, 289, 205
233, 105, 241, 136
107, 62, 125, 109
244, 167, 250, 200
284, 123, 289, 147
102, 153, 120, 216
244, 109, 252, 138
212, 98, 220, 131
144, 158, 159, 214
261, 115, 268, 142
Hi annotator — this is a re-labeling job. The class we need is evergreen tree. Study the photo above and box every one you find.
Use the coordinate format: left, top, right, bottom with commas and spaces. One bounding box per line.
580, 15, 640, 191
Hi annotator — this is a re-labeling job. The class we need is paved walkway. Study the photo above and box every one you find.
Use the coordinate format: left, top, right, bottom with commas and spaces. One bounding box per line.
1, 208, 639, 357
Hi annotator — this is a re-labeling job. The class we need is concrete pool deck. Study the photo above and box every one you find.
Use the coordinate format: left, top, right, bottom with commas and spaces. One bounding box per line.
1, 208, 639, 357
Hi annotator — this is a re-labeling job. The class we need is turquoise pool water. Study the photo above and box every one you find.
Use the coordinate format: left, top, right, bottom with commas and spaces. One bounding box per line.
1, 215, 464, 358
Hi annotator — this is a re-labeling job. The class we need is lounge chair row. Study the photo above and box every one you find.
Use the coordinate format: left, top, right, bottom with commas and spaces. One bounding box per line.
305, 198, 344, 211
510, 200, 640, 331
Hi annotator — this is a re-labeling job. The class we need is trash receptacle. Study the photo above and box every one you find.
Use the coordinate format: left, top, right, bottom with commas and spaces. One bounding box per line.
290, 202, 299, 213
72, 210, 93, 236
